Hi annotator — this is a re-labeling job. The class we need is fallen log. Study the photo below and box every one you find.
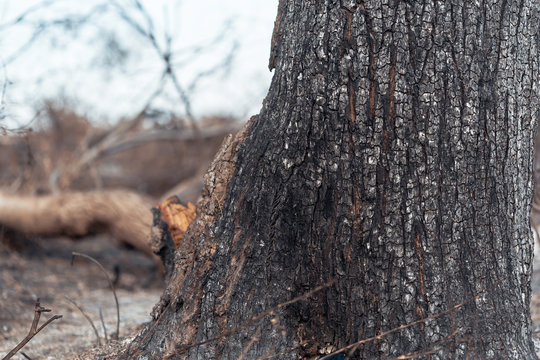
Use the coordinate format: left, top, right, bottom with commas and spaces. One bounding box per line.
0, 190, 159, 265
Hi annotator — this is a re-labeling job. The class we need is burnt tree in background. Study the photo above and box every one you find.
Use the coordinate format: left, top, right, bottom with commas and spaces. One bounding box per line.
127, 0, 540, 358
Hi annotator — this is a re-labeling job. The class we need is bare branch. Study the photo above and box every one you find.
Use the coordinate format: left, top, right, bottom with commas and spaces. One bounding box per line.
2, 299, 62, 360
99, 308, 109, 342
110, 0, 240, 128
0, 62, 7, 133
71, 252, 120, 339
187, 40, 238, 94
1, 0, 239, 133
134, 0, 155, 35
0, 0, 57, 31
99, 123, 239, 157
2, 4, 110, 65
170, 18, 236, 67
64, 296, 102, 346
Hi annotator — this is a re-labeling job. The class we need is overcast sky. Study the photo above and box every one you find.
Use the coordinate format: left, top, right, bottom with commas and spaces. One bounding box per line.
0, 0, 278, 127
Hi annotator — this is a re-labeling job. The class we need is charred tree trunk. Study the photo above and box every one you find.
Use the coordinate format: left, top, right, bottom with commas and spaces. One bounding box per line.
127, 0, 539, 358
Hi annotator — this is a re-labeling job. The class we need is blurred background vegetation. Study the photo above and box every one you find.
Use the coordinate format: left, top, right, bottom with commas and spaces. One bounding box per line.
0, 0, 277, 197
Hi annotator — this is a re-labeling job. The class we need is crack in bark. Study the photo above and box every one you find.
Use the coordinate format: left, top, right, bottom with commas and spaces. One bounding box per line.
413, 233, 428, 311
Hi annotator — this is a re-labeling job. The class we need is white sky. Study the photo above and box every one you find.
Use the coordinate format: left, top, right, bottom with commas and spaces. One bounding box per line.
0, 0, 278, 127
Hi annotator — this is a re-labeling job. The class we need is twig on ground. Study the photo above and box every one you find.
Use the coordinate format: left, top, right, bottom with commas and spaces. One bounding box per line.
2, 299, 62, 360
71, 252, 120, 339
64, 296, 101, 346
99, 307, 109, 342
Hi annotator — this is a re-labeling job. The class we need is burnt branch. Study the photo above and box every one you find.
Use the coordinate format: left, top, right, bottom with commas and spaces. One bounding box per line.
2, 299, 62, 360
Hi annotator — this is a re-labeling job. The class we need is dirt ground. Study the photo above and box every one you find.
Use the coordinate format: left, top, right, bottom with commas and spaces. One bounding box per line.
2, 234, 540, 359
0, 234, 164, 359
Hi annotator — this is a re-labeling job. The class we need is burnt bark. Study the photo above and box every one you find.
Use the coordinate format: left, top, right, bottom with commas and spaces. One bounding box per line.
127, 0, 540, 358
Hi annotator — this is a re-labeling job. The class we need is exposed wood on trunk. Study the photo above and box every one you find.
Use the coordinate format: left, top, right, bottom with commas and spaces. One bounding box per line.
126, 118, 254, 358
157, 200, 197, 250
150, 197, 197, 276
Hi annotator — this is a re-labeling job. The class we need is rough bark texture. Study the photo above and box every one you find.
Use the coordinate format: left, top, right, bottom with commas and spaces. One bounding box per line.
127, 0, 540, 358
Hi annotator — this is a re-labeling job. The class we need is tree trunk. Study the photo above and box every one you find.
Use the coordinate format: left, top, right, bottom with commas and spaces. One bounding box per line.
126, 0, 539, 358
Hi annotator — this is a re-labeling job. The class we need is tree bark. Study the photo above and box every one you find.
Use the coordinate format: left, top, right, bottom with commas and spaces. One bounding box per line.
127, 0, 540, 358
